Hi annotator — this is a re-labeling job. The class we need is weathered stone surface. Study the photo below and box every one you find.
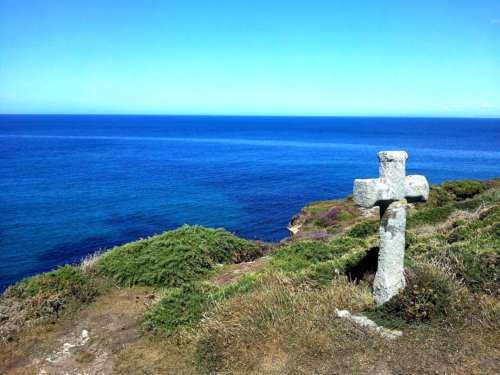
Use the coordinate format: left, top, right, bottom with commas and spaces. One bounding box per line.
352, 151, 428, 306
373, 200, 407, 305
404, 175, 429, 202
378, 151, 407, 198
354, 178, 401, 207
335, 309, 403, 339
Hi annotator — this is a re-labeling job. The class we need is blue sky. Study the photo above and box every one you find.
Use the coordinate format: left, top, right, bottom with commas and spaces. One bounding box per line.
0, 1, 499, 116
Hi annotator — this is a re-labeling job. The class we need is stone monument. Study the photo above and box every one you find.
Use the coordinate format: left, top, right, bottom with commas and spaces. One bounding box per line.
353, 151, 429, 305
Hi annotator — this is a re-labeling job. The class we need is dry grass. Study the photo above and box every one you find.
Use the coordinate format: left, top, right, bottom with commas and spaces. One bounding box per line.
411, 208, 480, 237
192, 270, 500, 375
79, 251, 103, 276
194, 271, 376, 374
113, 333, 195, 375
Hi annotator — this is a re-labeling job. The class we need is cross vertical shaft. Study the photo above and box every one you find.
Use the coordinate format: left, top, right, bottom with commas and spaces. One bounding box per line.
376, 199, 407, 305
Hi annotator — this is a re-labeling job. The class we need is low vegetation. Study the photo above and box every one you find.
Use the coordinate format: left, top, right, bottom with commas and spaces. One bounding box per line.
97, 225, 263, 287
194, 272, 374, 374
287, 198, 367, 241
144, 283, 213, 336
1, 178, 498, 374
4, 265, 96, 303
0, 265, 103, 343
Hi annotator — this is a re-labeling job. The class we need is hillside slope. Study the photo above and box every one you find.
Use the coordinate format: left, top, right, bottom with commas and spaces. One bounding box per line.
1, 179, 498, 374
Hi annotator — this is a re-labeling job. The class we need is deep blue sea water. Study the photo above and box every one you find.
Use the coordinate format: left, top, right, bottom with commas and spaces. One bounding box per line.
1, 115, 499, 291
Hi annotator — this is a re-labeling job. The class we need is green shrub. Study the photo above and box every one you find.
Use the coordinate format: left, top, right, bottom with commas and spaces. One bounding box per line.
97, 225, 262, 287
328, 236, 366, 256
425, 180, 484, 208
479, 205, 500, 225
410, 187, 499, 229
145, 273, 261, 336
346, 220, 378, 238
4, 265, 96, 302
336, 210, 356, 221
304, 204, 360, 229
405, 231, 417, 247
3, 265, 98, 320
407, 201, 499, 295
446, 242, 499, 294
446, 225, 475, 244
427, 185, 453, 207
304, 200, 337, 215
144, 283, 211, 335
374, 263, 461, 325
407, 205, 455, 227
214, 273, 259, 300
270, 241, 334, 272
269, 236, 370, 286
306, 247, 369, 283
443, 180, 483, 200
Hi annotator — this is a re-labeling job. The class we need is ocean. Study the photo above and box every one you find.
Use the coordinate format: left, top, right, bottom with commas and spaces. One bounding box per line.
0, 115, 499, 291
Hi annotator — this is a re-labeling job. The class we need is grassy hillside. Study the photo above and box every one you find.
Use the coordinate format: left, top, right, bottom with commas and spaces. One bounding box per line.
1, 179, 498, 374
0, 225, 264, 344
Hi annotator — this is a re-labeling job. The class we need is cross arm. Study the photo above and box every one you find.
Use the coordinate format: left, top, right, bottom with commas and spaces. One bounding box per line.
353, 178, 398, 208
353, 175, 429, 208
404, 175, 429, 203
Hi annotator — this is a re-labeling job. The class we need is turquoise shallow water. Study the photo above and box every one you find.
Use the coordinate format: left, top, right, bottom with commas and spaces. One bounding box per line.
0, 115, 499, 291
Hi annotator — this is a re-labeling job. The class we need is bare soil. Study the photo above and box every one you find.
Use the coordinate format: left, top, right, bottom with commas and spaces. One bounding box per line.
206, 257, 269, 288
0, 259, 269, 375
0, 286, 158, 374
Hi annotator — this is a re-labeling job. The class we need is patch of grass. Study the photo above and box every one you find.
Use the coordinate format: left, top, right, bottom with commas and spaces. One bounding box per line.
144, 283, 212, 336
346, 220, 378, 238
194, 271, 374, 374
269, 236, 371, 286
336, 209, 357, 221
443, 180, 484, 200
212, 272, 259, 300
368, 262, 469, 328
382, 264, 455, 323
408, 188, 499, 228
270, 241, 338, 272
407, 205, 455, 227
296, 200, 363, 234
407, 203, 499, 294
426, 180, 487, 207
427, 185, 453, 207
305, 203, 360, 228
446, 242, 498, 294
75, 351, 96, 364
113, 334, 195, 375
1, 265, 101, 343
303, 247, 369, 284
270, 237, 367, 274
97, 225, 263, 287
145, 272, 262, 336
4, 265, 97, 303
304, 200, 338, 215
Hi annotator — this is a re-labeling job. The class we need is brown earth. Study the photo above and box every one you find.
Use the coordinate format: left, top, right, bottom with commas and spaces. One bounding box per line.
206, 257, 269, 288
0, 286, 158, 374
0, 258, 271, 375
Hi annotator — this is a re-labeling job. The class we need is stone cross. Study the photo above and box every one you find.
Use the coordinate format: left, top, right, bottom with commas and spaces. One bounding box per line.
353, 151, 429, 306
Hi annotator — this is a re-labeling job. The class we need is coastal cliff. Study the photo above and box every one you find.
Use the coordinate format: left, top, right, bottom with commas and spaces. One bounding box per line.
1, 178, 499, 374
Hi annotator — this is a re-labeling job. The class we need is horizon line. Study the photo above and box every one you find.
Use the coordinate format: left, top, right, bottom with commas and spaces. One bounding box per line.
1, 113, 499, 120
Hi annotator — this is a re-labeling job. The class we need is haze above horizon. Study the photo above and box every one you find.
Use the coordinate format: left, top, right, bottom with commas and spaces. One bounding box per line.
1, 1, 499, 117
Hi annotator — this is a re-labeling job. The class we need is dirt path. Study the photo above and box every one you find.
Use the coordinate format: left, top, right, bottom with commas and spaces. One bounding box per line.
206, 257, 268, 288
1, 258, 269, 374
1, 286, 158, 375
